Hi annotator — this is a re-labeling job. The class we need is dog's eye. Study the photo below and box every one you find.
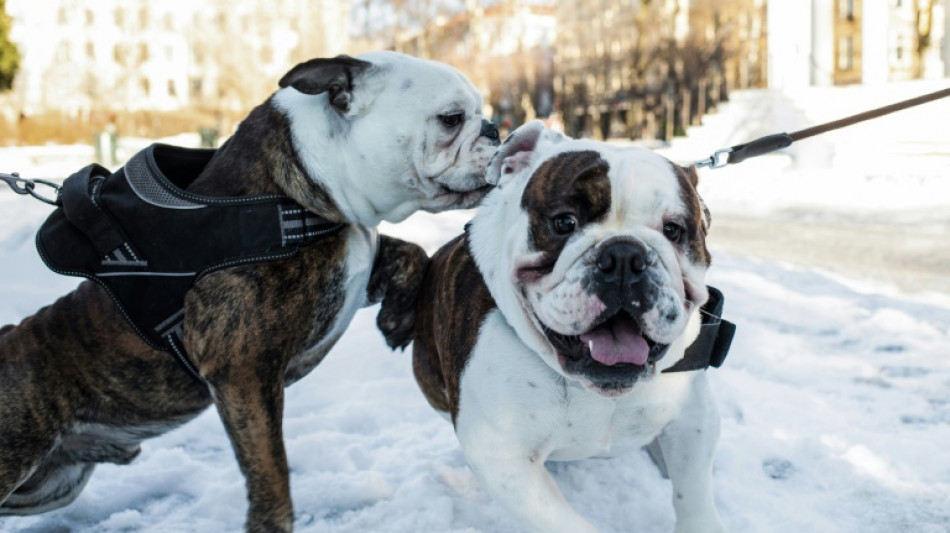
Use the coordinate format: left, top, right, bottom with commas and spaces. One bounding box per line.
439, 113, 464, 128
552, 214, 578, 235
663, 222, 684, 243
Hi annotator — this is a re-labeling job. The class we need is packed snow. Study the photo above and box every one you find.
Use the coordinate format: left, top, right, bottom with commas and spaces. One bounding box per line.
1, 85, 949, 532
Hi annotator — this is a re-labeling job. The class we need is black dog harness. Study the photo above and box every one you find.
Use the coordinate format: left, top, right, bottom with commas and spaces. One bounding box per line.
36, 144, 345, 381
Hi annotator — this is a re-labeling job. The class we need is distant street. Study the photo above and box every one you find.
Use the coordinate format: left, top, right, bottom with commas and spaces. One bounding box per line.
710, 209, 950, 296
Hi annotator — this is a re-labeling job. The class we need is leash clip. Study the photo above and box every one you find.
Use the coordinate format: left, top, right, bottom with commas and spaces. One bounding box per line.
694, 148, 732, 169
1, 172, 62, 206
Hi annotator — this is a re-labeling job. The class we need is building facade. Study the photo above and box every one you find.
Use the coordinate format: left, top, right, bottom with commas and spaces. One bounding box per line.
769, 0, 949, 89
5, 0, 348, 117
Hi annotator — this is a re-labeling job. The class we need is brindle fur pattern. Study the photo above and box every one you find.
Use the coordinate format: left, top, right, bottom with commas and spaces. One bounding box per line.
412, 233, 496, 422
0, 99, 426, 531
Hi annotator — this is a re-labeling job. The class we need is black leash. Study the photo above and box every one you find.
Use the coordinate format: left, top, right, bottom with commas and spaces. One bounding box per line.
0, 172, 62, 206
695, 86, 950, 169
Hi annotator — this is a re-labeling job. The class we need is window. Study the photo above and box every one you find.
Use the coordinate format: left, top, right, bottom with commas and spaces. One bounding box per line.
190, 78, 203, 98
167, 80, 177, 98
839, 0, 855, 20
837, 36, 854, 70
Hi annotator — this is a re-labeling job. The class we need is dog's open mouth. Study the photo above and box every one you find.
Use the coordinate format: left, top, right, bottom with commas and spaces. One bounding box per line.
541, 311, 669, 393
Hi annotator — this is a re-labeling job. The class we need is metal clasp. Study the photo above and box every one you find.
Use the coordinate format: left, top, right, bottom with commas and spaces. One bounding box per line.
1, 172, 62, 206
694, 148, 732, 169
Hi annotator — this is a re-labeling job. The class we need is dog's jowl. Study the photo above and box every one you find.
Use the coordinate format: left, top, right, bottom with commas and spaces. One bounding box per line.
409, 121, 727, 533
0, 51, 499, 532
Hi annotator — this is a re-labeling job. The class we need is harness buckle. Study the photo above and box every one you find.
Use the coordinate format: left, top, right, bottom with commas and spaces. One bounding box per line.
1, 172, 62, 206
694, 148, 732, 169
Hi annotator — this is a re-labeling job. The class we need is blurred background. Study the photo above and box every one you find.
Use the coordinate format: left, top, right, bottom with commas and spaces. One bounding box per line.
0, 0, 947, 148
2, 0, 949, 293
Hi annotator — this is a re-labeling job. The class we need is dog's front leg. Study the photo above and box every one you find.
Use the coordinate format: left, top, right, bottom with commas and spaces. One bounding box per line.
366, 235, 428, 350
657, 373, 727, 533
209, 371, 293, 533
457, 423, 599, 533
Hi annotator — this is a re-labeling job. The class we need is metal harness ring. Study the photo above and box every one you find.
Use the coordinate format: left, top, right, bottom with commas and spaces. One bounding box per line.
1, 172, 62, 206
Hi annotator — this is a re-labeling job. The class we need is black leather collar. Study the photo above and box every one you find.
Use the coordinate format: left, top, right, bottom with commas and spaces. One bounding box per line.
663, 286, 735, 373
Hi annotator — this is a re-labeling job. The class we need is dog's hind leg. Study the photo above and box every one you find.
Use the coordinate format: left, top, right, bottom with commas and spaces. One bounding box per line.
0, 368, 77, 515
0, 454, 95, 516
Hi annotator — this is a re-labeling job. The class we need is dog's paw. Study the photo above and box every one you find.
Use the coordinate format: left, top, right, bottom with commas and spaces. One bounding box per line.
377, 304, 414, 350
368, 236, 429, 350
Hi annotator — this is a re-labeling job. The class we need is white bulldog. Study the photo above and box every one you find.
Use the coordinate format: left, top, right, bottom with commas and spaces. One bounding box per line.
275, 51, 498, 225
410, 121, 727, 533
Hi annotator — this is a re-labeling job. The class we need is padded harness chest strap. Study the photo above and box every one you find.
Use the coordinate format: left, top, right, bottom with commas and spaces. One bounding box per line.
36, 144, 345, 383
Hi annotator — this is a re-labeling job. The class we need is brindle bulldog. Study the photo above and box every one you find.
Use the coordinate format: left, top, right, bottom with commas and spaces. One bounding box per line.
0, 51, 499, 532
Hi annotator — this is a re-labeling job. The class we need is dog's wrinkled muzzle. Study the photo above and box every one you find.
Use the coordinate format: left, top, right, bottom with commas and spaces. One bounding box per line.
590, 238, 659, 315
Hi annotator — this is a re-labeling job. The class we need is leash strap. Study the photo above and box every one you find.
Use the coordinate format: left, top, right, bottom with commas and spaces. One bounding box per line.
696, 86, 950, 169
663, 286, 735, 373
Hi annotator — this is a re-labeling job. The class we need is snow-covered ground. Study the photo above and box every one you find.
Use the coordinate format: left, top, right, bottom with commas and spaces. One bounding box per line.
1, 84, 949, 532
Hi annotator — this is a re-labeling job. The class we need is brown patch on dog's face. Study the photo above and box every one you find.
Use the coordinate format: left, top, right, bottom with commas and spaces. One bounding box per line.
671, 163, 711, 267
518, 151, 612, 279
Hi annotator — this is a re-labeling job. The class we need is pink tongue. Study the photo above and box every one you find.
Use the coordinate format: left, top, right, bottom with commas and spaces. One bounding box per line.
580, 320, 650, 366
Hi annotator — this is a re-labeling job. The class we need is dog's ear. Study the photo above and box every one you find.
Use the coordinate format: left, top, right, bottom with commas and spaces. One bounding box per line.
679, 164, 712, 230
486, 120, 565, 186
279, 55, 372, 113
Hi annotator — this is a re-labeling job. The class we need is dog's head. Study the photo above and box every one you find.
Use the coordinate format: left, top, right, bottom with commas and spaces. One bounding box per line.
274, 52, 499, 225
469, 121, 711, 396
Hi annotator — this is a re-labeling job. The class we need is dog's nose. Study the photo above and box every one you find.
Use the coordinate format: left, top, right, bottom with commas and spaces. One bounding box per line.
596, 241, 650, 283
480, 119, 500, 142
